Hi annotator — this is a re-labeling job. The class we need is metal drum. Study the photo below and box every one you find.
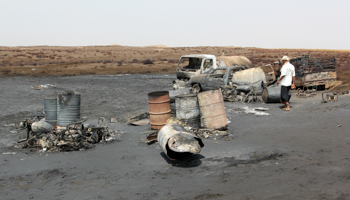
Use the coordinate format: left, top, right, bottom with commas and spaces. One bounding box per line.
169, 88, 191, 103
44, 95, 57, 128
197, 89, 228, 130
175, 94, 200, 128
148, 91, 171, 130
57, 90, 81, 127
231, 67, 266, 84
262, 86, 281, 103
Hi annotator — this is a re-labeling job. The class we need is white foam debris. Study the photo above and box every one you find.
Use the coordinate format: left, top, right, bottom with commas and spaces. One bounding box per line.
243, 106, 270, 116
228, 106, 270, 116
2, 152, 16, 155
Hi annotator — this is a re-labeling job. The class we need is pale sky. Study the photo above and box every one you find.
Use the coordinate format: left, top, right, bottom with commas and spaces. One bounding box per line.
1, 0, 349, 49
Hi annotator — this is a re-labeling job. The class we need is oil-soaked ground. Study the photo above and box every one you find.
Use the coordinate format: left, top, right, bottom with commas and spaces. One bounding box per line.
1, 74, 350, 200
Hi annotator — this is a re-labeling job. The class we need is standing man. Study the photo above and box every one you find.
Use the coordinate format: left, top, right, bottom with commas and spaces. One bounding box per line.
277, 56, 295, 111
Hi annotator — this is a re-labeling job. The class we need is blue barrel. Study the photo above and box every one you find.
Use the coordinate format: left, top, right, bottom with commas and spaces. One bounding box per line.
57, 90, 81, 127
44, 95, 58, 128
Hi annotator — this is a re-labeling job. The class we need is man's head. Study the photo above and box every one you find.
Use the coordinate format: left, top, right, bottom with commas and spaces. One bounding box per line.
281, 56, 290, 63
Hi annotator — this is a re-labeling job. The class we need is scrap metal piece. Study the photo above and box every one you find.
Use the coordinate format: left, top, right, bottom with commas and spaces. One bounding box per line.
131, 118, 150, 126
138, 130, 158, 143
321, 91, 338, 103
158, 123, 204, 161
31, 121, 53, 133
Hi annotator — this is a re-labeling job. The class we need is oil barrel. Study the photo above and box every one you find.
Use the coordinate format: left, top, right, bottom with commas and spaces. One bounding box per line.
197, 89, 228, 130
57, 90, 81, 127
148, 91, 171, 130
262, 86, 281, 103
175, 93, 200, 128
44, 95, 57, 128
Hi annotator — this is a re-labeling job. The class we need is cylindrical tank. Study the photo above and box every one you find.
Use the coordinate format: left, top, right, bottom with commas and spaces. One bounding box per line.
217, 56, 253, 68
175, 94, 200, 128
169, 88, 191, 103
262, 86, 281, 103
231, 67, 267, 85
148, 91, 171, 130
197, 89, 228, 130
57, 90, 81, 127
44, 95, 57, 128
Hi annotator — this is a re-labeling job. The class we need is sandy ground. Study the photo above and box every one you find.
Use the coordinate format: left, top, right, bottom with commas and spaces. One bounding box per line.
1, 74, 350, 200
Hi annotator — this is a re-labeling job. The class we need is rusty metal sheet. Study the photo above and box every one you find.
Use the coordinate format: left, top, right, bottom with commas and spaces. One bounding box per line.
131, 118, 150, 126
304, 71, 337, 82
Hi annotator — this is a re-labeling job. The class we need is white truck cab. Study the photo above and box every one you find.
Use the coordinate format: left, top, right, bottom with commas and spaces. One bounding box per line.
175, 54, 218, 80
173, 54, 218, 89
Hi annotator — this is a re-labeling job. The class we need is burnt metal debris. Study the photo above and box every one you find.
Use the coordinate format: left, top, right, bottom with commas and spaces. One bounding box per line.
193, 129, 233, 141
321, 91, 338, 103
336, 84, 350, 95
296, 88, 317, 98
222, 81, 262, 103
19, 117, 122, 152
276, 55, 337, 88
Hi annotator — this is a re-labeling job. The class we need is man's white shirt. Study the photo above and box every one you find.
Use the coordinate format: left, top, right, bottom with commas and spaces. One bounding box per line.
280, 62, 295, 86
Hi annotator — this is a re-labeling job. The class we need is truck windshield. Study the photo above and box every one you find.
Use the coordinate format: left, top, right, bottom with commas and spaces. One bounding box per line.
178, 57, 202, 71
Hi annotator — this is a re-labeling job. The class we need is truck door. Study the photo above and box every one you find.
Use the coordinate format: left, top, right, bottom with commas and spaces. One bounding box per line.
205, 68, 226, 90
202, 59, 214, 74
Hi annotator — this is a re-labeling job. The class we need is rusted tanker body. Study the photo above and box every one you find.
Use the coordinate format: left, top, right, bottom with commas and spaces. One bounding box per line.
275, 55, 337, 88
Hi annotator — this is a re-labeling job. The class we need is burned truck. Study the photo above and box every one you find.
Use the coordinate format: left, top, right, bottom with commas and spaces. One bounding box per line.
173, 54, 253, 89
274, 55, 337, 89
188, 66, 267, 102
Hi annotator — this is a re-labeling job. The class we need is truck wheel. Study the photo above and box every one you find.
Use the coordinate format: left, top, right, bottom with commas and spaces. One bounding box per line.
192, 84, 201, 93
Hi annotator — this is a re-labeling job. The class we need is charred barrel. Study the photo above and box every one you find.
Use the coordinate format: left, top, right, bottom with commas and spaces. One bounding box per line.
44, 95, 57, 128
197, 89, 228, 130
262, 86, 281, 103
148, 91, 171, 130
57, 90, 81, 127
158, 123, 204, 161
175, 93, 200, 128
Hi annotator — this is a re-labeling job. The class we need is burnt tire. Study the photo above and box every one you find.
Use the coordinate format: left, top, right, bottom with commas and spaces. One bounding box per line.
192, 84, 201, 94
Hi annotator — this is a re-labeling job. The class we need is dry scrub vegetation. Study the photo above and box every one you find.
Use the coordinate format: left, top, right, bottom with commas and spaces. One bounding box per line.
0, 45, 349, 84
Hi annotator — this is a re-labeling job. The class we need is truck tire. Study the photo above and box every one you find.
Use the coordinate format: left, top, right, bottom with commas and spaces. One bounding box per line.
191, 84, 201, 94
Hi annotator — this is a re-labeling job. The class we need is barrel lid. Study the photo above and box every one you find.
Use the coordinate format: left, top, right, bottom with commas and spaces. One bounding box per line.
175, 93, 197, 98
148, 91, 169, 97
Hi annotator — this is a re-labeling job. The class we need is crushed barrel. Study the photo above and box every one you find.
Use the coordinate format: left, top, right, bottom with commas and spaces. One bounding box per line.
158, 123, 204, 161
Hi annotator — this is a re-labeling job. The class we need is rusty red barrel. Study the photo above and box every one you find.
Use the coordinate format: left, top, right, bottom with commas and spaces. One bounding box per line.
197, 89, 228, 130
148, 91, 171, 130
